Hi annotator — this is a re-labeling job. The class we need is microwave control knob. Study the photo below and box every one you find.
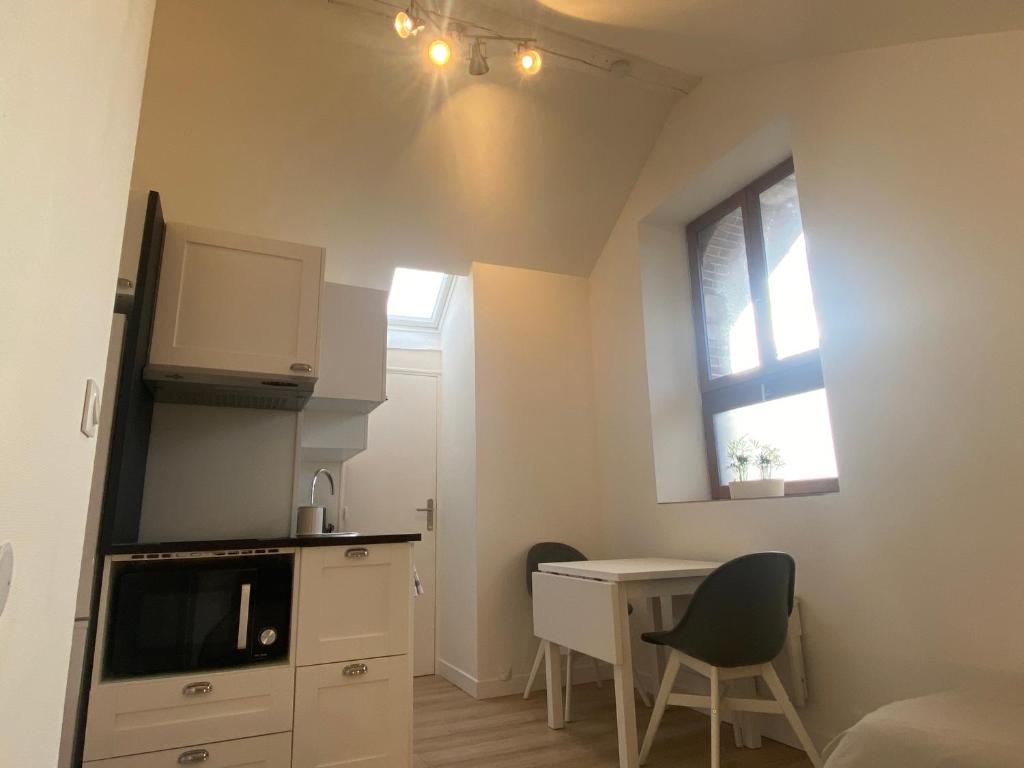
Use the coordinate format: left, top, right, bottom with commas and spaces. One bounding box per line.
259, 627, 278, 646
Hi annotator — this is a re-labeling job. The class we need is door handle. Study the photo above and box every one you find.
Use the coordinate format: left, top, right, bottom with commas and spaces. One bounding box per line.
343, 662, 369, 677
345, 547, 370, 558
182, 681, 214, 696
290, 362, 313, 373
178, 749, 210, 764
416, 498, 435, 531
237, 583, 251, 650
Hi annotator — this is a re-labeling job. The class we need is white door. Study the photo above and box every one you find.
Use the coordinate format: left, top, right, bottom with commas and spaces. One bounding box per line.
342, 371, 437, 676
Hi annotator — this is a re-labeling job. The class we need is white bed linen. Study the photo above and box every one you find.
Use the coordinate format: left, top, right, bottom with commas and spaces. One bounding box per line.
825, 685, 1024, 767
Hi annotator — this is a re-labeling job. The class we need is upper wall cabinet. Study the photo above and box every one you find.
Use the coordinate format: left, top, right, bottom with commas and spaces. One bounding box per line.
307, 282, 387, 413
145, 225, 324, 410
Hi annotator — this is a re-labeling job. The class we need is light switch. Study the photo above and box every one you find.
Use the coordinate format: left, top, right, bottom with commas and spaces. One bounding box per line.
0, 543, 12, 619
81, 378, 100, 438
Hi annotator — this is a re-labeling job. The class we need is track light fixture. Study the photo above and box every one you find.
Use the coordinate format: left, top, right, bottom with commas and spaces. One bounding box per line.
393, 3, 425, 39
468, 38, 489, 76
388, 3, 543, 79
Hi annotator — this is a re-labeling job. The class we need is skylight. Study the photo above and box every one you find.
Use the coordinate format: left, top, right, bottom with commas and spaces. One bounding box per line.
387, 268, 453, 328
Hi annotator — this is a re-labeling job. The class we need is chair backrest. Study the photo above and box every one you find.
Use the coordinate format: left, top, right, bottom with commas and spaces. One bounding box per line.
665, 552, 795, 668
526, 542, 587, 597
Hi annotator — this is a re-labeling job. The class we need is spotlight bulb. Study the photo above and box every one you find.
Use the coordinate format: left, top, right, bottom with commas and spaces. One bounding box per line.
516, 46, 542, 75
428, 39, 452, 67
394, 10, 413, 39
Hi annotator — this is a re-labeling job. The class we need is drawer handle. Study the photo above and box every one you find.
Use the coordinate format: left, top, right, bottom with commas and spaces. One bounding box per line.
178, 749, 210, 764
343, 663, 369, 676
182, 681, 214, 696
345, 547, 369, 559
290, 362, 313, 373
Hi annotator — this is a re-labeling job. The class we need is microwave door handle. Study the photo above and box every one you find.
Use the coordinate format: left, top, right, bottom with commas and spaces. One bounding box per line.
237, 583, 251, 650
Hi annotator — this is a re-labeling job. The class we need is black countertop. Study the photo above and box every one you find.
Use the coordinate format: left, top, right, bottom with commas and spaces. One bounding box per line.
104, 532, 421, 556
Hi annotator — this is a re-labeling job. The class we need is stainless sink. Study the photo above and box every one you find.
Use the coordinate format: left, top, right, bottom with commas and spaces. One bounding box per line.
296, 531, 360, 538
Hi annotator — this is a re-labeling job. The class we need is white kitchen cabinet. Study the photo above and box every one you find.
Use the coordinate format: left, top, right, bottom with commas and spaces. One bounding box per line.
83, 664, 294, 761
84, 732, 292, 768
148, 224, 324, 383
306, 282, 387, 413
292, 655, 411, 768
295, 544, 411, 666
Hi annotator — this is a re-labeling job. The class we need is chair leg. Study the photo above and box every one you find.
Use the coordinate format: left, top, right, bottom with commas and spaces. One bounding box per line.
710, 666, 721, 768
524, 640, 545, 699
639, 651, 680, 765
634, 668, 652, 707
590, 655, 603, 688
761, 664, 823, 768
564, 650, 574, 722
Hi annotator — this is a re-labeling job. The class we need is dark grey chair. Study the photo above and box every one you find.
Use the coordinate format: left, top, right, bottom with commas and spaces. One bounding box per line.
638, 553, 821, 768
523, 542, 650, 719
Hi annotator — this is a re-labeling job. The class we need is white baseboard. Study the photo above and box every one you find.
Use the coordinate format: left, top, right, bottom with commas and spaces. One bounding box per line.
437, 655, 615, 700
436, 659, 478, 698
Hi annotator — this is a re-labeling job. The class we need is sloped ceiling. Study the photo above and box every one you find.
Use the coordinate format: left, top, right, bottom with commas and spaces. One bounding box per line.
130, 0, 680, 287
473, 0, 1024, 74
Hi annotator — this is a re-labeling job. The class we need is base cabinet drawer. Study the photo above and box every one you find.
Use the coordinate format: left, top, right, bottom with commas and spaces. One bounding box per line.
293, 655, 411, 768
84, 665, 294, 761
296, 544, 411, 665
84, 732, 292, 767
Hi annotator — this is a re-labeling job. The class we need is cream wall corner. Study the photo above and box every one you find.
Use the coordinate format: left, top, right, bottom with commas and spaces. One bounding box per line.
589, 30, 1024, 744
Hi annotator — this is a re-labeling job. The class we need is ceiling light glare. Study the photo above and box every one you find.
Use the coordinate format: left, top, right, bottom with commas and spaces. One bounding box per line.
516, 45, 542, 75
428, 38, 453, 67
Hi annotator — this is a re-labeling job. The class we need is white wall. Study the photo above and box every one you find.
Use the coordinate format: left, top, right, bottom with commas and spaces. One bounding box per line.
129, 0, 675, 289
0, 1, 155, 763
590, 30, 1024, 743
471, 264, 603, 693
437, 276, 480, 687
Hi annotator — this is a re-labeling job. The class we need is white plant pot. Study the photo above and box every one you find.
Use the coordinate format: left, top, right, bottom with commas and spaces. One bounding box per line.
728, 478, 785, 499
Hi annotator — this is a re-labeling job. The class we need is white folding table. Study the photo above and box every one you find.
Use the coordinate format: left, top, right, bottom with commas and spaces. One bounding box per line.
532, 558, 721, 768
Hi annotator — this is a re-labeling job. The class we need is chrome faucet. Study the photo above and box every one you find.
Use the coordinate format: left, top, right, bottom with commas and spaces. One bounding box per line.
310, 467, 335, 504
310, 468, 336, 533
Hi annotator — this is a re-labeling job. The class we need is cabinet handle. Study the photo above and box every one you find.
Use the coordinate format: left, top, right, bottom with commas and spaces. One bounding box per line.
290, 363, 313, 373
178, 749, 210, 764
345, 547, 369, 559
182, 681, 214, 696
343, 663, 369, 677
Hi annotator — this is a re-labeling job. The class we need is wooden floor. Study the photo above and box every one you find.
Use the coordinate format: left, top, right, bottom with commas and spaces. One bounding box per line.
414, 675, 812, 768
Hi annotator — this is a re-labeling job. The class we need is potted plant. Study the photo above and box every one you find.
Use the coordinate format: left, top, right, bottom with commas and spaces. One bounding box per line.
727, 436, 786, 499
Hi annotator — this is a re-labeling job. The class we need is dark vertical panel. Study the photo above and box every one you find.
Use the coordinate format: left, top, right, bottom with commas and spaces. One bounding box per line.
99, 191, 164, 547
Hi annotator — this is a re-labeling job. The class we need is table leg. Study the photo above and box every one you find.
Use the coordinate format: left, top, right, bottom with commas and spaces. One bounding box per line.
544, 640, 564, 729
613, 583, 639, 768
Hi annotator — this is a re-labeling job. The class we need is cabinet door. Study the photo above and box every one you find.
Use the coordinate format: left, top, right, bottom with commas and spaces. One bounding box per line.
150, 224, 323, 379
293, 656, 410, 768
308, 283, 387, 411
296, 544, 410, 666
83, 665, 294, 760
84, 732, 291, 768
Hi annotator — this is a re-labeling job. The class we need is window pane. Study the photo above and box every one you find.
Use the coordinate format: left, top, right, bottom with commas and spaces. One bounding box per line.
713, 389, 838, 483
697, 208, 759, 378
759, 175, 820, 359
387, 268, 446, 320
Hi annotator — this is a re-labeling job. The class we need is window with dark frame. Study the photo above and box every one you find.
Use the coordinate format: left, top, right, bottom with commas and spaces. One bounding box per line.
686, 158, 839, 499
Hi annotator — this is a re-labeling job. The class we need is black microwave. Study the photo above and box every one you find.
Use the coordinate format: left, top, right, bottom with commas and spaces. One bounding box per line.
103, 552, 293, 679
